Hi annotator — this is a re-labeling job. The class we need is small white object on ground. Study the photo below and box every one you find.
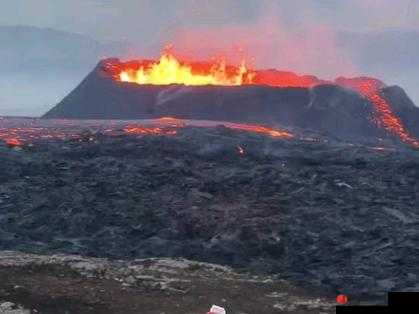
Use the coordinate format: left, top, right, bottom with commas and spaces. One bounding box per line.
336, 182, 353, 189
209, 305, 226, 314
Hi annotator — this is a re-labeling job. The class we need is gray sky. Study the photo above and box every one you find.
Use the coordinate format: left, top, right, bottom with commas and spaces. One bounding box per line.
3, 0, 419, 75
2, 0, 418, 42
2, 1, 419, 73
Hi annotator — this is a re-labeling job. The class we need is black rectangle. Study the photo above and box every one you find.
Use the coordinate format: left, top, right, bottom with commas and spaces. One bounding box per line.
336, 306, 390, 313
337, 306, 417, 314
388, 292, 419, 306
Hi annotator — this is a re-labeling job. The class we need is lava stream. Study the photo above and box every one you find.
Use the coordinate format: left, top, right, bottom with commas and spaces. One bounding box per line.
338, 78, 419, 148
123, 126, 178, 136
226, 123, 294, 139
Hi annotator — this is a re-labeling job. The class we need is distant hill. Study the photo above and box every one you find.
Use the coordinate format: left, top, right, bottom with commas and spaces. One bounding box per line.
0, 26, 127, 74
0, 26, 128, 116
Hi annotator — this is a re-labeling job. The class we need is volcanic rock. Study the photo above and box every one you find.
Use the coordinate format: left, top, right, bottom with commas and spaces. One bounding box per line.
43, 59, 419, 144
1, 126, 418, 298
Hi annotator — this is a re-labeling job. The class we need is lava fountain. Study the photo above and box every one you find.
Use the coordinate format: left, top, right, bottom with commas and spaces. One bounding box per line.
118, 51, 254, 86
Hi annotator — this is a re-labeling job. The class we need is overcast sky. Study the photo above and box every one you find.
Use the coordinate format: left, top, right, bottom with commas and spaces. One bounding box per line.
2, 0, 419, 74
2, 0, 419, 42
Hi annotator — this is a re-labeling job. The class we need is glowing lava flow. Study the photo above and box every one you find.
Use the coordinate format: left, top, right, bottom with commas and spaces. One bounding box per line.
123, 117, 181, 136
337, 78, 419, 148
5, 138, 22, 147
226, 123, 294, 139
123, 126, 178, 136
0, 128, 31, 147
0, 126, 81, 147
362, 87, 418, 147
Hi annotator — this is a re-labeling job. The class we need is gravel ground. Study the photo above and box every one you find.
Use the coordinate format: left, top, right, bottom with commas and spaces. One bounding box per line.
0, 251, 338, 314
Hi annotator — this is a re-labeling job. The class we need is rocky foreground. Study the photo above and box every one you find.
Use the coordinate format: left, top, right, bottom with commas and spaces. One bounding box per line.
1, 125, 418, 311
0, 251, 337, 314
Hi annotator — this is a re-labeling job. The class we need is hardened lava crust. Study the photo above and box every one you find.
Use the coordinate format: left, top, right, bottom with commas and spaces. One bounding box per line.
0, 123, 418, 303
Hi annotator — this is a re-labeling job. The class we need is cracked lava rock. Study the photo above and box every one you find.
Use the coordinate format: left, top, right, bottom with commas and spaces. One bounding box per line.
0, 123, 418, 303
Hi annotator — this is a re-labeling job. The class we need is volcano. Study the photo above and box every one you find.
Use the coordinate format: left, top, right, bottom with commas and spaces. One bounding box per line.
43, 51, 419, 146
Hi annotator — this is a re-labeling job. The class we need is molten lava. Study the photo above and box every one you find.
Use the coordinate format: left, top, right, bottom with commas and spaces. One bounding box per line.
227, 123, 294, 139
123, 126, 178, 136
5, 138, 22, 147
119, 52, 254, 86
337, 77, 419, 148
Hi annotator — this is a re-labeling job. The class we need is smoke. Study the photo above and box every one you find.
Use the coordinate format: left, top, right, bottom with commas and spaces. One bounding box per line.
121, 0, 416, 106
171, 25, 357, 78
139, 1, 359, 79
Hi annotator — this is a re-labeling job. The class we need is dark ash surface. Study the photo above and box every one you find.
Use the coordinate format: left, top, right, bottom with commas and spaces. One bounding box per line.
1, 126, 418, 298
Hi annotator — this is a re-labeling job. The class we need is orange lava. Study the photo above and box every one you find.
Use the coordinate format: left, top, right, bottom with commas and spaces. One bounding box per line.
0, 126, 80, 147
118, 50, 254, 86
114, 51, 322, 88
123, 126, 178, 136
227, 123, 294, 139
155, 117, 186, 127
5, 138, 22, 147
337, 78, 419, 148
0, 128, 26, 147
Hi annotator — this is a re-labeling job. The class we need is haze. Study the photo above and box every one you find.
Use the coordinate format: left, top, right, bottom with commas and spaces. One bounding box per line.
1, 0, 419, 116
